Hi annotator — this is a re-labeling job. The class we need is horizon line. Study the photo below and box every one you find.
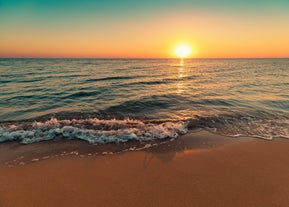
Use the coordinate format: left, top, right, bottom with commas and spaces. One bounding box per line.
0, 57, 289, 59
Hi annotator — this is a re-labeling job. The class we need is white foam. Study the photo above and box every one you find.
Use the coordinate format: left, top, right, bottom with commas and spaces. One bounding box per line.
0, 118, 188, 144
208, 117, 289, 140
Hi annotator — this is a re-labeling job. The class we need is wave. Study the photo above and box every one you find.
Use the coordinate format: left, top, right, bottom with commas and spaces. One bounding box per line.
0, 118, 188, 144
85, 76, 136, 82
1, 110, 289, 145
188, 111, 289, 140
64, 91, 102, 98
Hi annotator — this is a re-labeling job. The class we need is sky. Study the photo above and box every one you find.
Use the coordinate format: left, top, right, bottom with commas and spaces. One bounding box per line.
0, 0, 289, 58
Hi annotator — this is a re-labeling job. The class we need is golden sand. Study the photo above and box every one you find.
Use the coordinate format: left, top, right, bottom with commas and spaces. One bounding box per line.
1, 131, 289, 207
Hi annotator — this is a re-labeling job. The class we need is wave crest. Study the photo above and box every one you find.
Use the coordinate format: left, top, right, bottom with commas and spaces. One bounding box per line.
0, 118, 188, 144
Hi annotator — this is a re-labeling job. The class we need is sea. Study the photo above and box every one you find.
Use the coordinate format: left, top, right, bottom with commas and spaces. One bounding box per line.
0, 58, 289, 144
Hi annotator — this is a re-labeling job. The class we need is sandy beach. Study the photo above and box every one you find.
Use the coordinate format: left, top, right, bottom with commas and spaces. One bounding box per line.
1, 131, 289, 207
1, 0, 289, 205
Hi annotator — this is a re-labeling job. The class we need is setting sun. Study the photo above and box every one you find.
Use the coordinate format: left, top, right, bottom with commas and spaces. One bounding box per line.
175, 45, 192, 58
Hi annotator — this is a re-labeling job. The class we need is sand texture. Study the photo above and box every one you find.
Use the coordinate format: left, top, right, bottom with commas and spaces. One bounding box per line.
1, 131, 289, 207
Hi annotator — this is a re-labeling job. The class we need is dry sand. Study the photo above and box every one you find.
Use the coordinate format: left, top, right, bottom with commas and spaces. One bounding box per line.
1, 131, 289, 207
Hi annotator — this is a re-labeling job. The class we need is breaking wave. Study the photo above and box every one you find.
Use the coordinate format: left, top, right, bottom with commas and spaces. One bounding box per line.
0, 118, 188, 144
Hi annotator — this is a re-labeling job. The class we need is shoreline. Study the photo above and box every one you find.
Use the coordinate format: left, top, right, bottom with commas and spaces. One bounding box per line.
0, 130, 240, 166
1, 131, 289, 206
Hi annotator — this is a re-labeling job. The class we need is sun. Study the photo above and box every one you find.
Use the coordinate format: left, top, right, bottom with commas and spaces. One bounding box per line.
175, 45, 192, 58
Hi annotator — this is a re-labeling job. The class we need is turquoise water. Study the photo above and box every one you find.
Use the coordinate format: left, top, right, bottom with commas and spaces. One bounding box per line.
0, 58, 289, 143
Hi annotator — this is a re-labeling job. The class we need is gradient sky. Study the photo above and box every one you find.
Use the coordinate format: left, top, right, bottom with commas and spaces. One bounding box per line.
0, 0, 289, 58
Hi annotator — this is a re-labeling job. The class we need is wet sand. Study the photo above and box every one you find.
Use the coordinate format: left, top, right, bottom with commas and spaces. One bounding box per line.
1, 131, 289, 207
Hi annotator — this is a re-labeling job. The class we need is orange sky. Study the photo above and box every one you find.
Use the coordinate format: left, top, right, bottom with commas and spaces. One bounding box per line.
1, 1, 289, 58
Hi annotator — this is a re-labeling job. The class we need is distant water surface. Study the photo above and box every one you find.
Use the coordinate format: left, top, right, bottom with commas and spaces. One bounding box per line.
0, 58, 289, 143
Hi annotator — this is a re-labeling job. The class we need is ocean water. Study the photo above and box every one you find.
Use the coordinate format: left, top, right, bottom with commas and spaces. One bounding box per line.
0, 58, 289, 144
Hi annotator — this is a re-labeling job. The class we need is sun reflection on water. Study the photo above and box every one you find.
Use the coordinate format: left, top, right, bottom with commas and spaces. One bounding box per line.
177, 59, 185, 94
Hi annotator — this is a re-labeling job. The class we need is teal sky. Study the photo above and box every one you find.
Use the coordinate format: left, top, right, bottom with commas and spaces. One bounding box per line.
1, 0, 288, 20
1, 0, 289, 57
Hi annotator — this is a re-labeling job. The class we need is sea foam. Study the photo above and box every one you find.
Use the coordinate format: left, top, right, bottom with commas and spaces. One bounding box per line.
0, 118, 188, 144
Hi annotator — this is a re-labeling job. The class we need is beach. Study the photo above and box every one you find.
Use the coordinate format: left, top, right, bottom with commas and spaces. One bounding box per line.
1, 131, 289, 207
1, 0, 289, 206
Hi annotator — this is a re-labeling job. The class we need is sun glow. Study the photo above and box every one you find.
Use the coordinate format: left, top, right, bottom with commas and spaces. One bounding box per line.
175, 45, 192, 58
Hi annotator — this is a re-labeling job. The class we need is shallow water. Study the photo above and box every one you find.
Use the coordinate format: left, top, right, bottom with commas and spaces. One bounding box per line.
0, 58, 289, 143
